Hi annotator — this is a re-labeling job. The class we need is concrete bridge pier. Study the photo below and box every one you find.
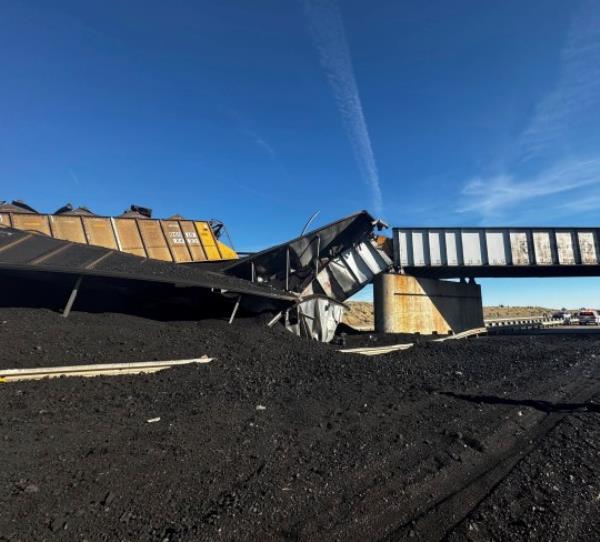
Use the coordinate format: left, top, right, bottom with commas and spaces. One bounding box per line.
374, 273, 484, 335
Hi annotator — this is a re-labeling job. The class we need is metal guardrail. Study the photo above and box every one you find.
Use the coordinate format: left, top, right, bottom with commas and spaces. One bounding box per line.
484, 316, 565, 329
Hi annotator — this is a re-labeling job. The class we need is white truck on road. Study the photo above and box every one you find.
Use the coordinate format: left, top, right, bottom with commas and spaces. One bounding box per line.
578, 310, 600, 325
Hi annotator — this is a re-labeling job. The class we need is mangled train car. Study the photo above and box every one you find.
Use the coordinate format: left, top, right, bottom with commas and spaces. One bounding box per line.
0, 200, 392, 341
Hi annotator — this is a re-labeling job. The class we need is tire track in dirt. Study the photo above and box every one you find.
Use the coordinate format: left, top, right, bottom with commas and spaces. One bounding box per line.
384, 369, 600, 541
286, 363, 600, 541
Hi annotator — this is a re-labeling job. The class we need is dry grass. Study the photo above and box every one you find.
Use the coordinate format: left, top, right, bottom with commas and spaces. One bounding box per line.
483, 306, 557, 319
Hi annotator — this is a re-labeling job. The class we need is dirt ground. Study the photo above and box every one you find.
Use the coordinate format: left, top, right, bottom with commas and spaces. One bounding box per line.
343, 301, 374, 328
1, 307, 600, 541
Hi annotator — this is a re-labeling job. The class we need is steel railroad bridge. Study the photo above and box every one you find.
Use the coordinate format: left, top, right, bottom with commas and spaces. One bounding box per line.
392, 227, 600, 278
375, 226, 600, 335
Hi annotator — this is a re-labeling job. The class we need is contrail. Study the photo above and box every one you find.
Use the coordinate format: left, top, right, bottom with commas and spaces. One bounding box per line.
303, 0, 384, 215
69, 169, 80, 185
519, 0, 600, 160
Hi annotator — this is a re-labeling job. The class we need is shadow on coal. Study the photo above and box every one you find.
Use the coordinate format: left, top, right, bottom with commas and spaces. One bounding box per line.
0, 271, 243, 321
441, 391, 600, 414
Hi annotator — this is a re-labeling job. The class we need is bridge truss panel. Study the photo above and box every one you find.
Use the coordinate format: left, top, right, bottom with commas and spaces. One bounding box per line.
485, 231, 507, 265
461, 231, 483, 265
444, 231, 460, 265
578, 231, 598, 264
428, 231, 443, 266
533, 230, 554, 265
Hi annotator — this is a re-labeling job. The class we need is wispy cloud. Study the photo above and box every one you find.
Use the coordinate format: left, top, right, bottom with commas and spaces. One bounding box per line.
303, 0, 383, 215
558, 193, 600, 214
241, 128, 277, 161
461, 1, 600, 221
223, 108, 299, 205
224, 108, 279, 161
460, 158, 600, 220
520, 1, 600, 159
69, 169, 80, 185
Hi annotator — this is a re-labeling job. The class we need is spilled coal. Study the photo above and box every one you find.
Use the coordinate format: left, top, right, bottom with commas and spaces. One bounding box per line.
1, 307, 600, 541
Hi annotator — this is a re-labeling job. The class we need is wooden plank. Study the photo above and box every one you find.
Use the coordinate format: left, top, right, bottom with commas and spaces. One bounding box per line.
433, 327, 487, 341
339, 327, 487, 355
0, 357, 213, 382
339, 343, 414, 355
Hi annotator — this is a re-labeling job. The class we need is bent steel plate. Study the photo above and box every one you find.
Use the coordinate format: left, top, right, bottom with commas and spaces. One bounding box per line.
0, 227, 297, 303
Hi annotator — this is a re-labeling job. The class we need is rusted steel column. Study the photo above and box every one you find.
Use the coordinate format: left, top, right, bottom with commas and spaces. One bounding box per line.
374, 272, 396, 333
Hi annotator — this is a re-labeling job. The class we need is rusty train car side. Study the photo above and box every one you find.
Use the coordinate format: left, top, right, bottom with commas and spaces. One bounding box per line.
0, 201, 237, 263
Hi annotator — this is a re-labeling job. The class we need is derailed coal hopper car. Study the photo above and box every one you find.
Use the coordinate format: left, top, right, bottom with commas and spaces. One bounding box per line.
0, 201, 237, 263
0, 202, 391, 341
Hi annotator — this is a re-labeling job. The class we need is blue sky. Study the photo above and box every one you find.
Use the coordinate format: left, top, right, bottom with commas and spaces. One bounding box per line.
1, 0, 600, 307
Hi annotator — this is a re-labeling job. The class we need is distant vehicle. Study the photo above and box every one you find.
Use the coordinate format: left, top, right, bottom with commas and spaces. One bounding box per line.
577, 310, 600, 325
552, 311, 572, 324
